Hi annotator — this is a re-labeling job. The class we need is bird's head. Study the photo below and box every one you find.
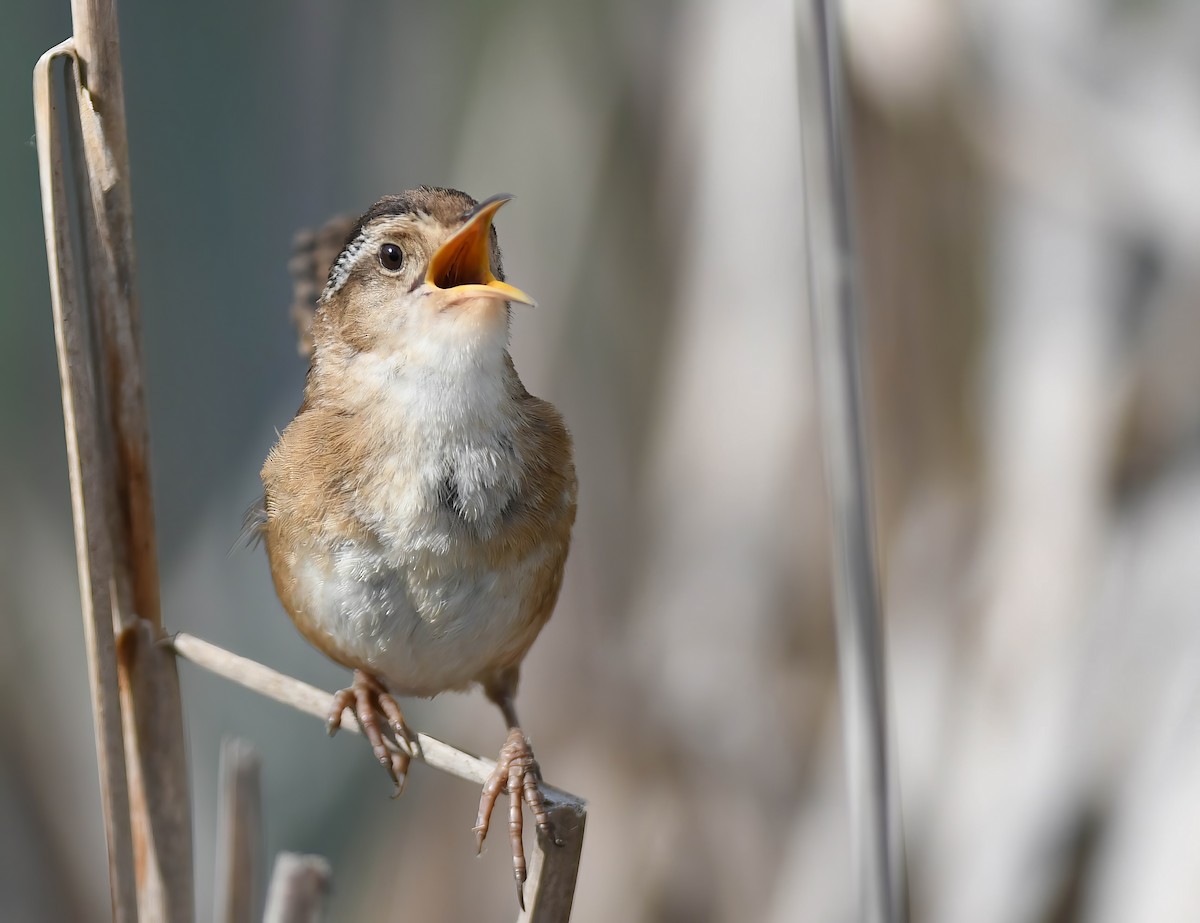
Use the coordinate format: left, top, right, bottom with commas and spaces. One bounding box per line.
313, 187, 535, 361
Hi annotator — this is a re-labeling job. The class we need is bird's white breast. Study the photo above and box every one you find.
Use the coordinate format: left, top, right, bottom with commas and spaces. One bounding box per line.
291, 340, 540, 694
293, 537, 548, 696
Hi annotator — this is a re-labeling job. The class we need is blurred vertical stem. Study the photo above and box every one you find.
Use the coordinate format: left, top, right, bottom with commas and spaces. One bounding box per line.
35, 0, 195, 918
795, 1, 906, 921
262, 855, 331, 923
214, 739, 263, 923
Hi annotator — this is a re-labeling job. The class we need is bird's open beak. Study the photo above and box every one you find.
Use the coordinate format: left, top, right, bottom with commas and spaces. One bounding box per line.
425, 194, 537, 307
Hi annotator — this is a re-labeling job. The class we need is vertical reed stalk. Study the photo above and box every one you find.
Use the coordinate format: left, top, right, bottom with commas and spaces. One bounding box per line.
36, 1, 195, 918
34, 40, 139, 923
796, 1, 907, 920
214, 739, 263, 923
262, 855, 331, 923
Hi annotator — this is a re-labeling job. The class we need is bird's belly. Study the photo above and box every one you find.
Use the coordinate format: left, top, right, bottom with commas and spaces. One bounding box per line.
290, 541, 546, 696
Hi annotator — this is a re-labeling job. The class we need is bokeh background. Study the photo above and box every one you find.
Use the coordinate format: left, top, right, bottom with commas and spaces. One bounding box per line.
4, 0, 1200, 920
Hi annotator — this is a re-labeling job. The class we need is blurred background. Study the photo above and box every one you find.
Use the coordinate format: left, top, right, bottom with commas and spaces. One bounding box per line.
4, 0, 1200, 920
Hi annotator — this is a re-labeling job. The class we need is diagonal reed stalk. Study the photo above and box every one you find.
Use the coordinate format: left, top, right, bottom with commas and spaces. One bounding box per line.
167, 633, 588, 923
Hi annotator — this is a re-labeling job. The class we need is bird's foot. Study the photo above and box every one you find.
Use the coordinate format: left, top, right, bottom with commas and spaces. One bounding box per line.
327, 670, 419, 796
474, 728, 560, 910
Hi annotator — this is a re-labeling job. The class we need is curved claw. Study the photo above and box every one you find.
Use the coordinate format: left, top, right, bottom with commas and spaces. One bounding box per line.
475, 728, 554, 908
326, 687, 355, 737
474, 769, 505, 855
509, 771, 526, 893
326, 670, 413, 794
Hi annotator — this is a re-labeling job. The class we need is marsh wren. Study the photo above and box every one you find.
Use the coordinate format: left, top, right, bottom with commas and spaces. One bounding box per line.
258, 187, 576, 905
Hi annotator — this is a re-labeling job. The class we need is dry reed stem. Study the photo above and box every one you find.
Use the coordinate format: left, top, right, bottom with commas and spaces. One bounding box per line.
34, 39, 138, 923
167, 632, 587, 922
214, 739, 263, 923
71, 3, 196, 916
262, 854, 331, 923
796, 1, 906, 920
35, 1, 195, 915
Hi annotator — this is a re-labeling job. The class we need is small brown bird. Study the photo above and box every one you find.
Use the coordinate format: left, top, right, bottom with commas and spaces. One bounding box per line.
259, 187, 577, 905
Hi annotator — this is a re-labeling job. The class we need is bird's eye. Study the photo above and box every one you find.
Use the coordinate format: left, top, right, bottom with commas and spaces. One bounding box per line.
378, 243, 404, 272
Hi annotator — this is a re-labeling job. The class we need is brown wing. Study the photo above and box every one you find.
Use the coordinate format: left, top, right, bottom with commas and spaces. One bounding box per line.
493, 392, 577, 572
287, 214, 357, 358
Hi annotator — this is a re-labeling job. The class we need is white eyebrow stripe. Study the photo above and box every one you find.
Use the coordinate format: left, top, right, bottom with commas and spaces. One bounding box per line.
321, 229, 368, 302
318, 211, 447, 303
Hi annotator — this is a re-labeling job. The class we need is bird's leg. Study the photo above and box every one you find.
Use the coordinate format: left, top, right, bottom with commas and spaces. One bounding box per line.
327, 669, 418, 796
474, 668, 559, 910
